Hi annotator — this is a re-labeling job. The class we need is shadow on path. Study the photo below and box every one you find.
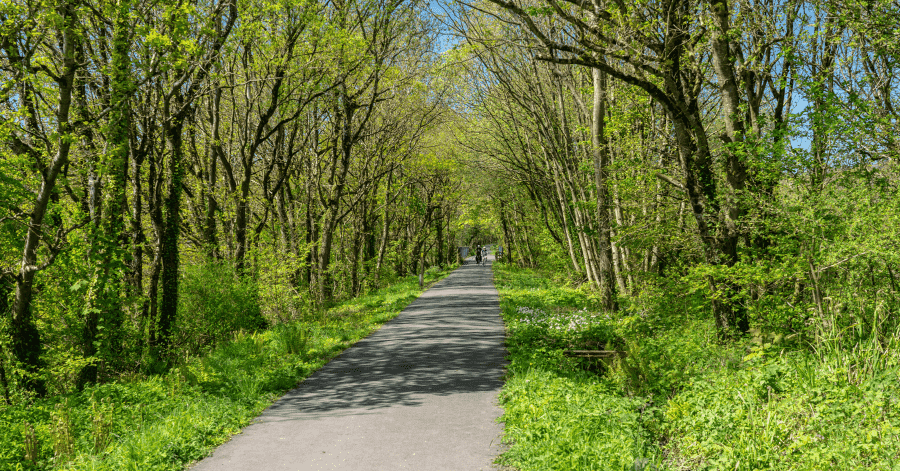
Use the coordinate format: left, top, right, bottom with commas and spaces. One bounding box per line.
262, 258, 505, 418
190, 257, 508, 471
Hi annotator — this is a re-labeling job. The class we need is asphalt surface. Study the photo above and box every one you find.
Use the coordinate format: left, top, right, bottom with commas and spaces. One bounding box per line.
190, 256, 508, 471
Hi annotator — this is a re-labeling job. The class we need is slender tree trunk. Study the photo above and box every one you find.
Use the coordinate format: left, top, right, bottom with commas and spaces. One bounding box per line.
0, 354, 9, 405
10, 0, 79, 394
362, 196, 378, 284
418, 235, 431, 289
499, 200, 513, 265
146, 128, 165, 349
0, 274, 13, 403
234, 161, 251, 272
435, 205, 444, 268
573, 206, 598, 284
351, 212, 364, 296
205, 86, 223, 258
374, 171, 393, 286
591, 68, 618, 311
131, 144, 147, 301
551, 164, 583, 273
512, 208, 536, 267
305, 181, 316, 288
277, 185, 292, 254
611, 184, 630, 293
146, 252, 162, 347
317, 211, 338, 304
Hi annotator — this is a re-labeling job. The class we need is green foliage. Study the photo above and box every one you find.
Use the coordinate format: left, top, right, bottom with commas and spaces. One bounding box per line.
494, 264, 664, 470
174, 262, 267, 358
0, 266, 453, 471
252, 246, 312, 324
499, 370, 657, 471
495, 262, 900, 470
665, 352, 900, 470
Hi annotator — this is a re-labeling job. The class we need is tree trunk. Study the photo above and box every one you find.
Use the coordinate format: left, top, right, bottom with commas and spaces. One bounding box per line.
276, 185, 293, 254
131, 142, 148, 303
78, 2, 133, 386
205, 86, 223, 258
10, 0, 79, 394
499, 199, 513, 265
146, 128, 165, 349
551, 164, 583, 273
1, 274, 14, 403
707, 0, 752, 335
374, 171, 393, 286
362, 197, 378, 284
234, 162, 251, 272
157, 96, 187, 358
146, 252, 162, 348
435, 205, 444, 268
351, 211, 364, 296
417, 236, 428, 289
305, 180, 316, 288
317, 210, 338, 304
591, 68, 618, 311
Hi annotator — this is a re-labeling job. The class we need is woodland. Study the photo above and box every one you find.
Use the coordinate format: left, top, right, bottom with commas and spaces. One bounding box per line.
1, 0, 473, 398
2, 0, 900, 467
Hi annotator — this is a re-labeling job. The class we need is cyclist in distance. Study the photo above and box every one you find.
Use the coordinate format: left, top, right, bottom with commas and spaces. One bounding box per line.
475, 245, 483, 265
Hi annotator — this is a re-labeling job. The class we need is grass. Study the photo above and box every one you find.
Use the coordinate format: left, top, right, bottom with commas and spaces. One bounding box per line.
493, 264, 664, 471
492, 263, 900, 471
0, 265, 455, 471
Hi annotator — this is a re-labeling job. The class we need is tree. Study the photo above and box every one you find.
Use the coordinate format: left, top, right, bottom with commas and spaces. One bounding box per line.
77, 0, 136, 388
3, 0, 83, 395
154, 0, 238, 358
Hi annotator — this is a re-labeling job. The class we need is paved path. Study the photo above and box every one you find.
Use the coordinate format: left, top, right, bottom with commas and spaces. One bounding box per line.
191, 257, 507, 471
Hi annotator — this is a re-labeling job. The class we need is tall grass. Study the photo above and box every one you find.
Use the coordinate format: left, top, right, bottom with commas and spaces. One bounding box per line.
493, 263, 900, 471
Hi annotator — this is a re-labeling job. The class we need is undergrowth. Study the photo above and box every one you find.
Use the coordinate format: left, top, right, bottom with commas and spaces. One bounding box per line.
494, 264, 665, 470
0, 265, 454, 471
494, 263, 900, 471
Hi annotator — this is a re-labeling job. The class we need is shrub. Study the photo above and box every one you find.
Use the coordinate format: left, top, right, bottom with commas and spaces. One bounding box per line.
174, 262, 266, 357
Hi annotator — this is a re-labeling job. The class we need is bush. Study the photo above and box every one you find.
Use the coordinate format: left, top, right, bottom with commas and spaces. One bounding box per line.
253, 247, 311, 324
174, 262, 266, 358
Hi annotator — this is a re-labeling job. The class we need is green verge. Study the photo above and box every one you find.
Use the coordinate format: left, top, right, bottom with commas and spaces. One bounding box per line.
493, 263, 900, 471
1, 265, 455, 471
493, 264, 663, 471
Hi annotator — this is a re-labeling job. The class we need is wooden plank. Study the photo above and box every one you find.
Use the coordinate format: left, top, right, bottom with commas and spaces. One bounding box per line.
562, 350, 626, 357
565, 350, 624, 354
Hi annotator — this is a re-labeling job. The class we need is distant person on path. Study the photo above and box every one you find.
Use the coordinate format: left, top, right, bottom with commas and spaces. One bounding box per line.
475, 245, 482, 265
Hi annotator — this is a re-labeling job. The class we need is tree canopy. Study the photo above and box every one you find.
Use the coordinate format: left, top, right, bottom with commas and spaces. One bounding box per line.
1, 0, 899, 415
